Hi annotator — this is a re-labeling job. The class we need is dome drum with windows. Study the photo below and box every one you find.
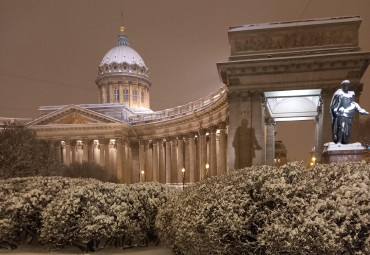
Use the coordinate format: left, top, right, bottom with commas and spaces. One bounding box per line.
96, 27, 151, 109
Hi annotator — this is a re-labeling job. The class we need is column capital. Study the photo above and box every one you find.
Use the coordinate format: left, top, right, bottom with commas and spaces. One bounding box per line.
321, 87, 337, 98
198, 128, 207, 135
98, 138, 111, 145
152, 138, 162, 144
209, 126, 218, 133
314, 115, 320, 125
217, 122, 227, 130
265, 118, 276, 127
261, 96, 267, 108
175, 134, 184, 140
63, 140, 73, 146
186, 132, 197, 138
81, 138, 94, 146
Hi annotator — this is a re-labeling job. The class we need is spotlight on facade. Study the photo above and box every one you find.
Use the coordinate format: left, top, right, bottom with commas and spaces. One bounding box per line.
205, 163, 209, 178
140, 170, 145, 182
181, 167, 185, 190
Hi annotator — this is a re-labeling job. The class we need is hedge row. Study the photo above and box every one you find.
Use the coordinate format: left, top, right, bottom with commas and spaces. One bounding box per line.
0, 177, 174, 252
156, 162, 370, 255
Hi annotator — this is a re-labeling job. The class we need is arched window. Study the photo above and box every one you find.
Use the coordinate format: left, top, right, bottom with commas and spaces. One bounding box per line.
141, 91, 144, 103
133, 90, 137, 102
123, 89, 129, 102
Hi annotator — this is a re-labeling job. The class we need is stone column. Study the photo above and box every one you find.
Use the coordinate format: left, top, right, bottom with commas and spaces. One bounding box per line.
322, 89, 335, 144
218, 122, 227, 174
188, 132, 196, 182
64, 140, 72, 165
71, 140, 77, 163
251, 92, 266, 165
139, 140, 145, 179
209, 126, 217, 177
165, 138, 171, 184
116, 138, 124, 183
110, 140, 117, 175
127, 141, 135, 183
352, 86, 363, 142
145, 141, 153, 182
159, 140, 166, 183
87, 140, 94, 163
315, 97, 324, 161
104, 140, 111, 174
152, 140, 159, 182
129, 140, 139, 183
184, 134, 190, 183
265, 118, 276, 166
177, 136, 184, 184
198, 129, 207, 180
319, 89, 336, 160
123, 141, 130, 184
170, 138, 178, 183
99, 139, 106, 167
226, 91, 243, 170
93, 140, 99, 164
82, 139, 89, 162
101, 86, 106, 103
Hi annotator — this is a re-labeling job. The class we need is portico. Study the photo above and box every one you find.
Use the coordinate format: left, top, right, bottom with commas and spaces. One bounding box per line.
218, 16, 370, 169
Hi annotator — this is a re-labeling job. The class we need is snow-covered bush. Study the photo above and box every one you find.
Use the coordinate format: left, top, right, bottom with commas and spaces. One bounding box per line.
0, 177, 94, 249
156, 162, 370, 255
0, 177, 173, 252
40, 182, 172, 251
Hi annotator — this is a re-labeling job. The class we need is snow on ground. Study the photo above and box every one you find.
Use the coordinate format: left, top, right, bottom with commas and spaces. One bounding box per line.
0, 245, 173, 255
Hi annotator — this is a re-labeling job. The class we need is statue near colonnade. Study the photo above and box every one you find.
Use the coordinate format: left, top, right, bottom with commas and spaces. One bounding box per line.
330, 80, 369, 144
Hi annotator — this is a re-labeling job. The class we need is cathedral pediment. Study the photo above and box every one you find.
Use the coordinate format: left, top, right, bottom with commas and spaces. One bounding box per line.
27, 105, 121, 126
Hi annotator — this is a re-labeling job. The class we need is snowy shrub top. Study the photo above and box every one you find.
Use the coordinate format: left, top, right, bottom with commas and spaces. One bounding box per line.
0, 177, 174, 252
156, 162, 370, 255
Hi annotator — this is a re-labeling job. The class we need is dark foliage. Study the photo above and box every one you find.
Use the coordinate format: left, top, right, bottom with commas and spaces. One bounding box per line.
61, 161, 118, 183
0, 124, 62, 179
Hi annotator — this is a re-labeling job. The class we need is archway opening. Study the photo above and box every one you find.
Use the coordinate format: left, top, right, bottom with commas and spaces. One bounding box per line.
275, 120, 315, 165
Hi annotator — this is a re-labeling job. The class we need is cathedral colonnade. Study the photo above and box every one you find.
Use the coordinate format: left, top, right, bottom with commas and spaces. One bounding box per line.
53, 122, 228, 185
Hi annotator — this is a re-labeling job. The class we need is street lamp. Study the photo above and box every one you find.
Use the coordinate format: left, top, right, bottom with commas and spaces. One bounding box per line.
205, 163, 209, 178
140, 170, 145, 182
181, 167, 185, 190
310, 156, 316, 168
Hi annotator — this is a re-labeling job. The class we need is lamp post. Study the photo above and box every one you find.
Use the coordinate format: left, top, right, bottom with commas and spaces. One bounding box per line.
310, 156, 316, 168
140, 170, 145, 182
205, 163, 209, 178
181, 167, 185, 190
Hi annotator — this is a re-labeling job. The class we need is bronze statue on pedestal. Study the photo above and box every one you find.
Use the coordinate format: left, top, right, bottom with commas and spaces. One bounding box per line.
330, 80, 369, 144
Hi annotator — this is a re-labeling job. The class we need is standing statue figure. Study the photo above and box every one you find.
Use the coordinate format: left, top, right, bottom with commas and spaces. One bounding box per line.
330, 80, 369, 144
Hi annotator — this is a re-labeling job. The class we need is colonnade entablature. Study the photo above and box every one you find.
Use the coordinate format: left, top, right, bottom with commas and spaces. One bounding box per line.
128, 86, 227, 124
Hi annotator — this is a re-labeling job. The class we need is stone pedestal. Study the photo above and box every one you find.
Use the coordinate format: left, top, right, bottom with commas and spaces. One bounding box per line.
322, 142, 364, 163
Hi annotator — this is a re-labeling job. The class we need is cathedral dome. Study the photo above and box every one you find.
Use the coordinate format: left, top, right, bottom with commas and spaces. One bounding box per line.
95, 27, 151, 109
100, 46, 146, 67
97, 27, 150, 80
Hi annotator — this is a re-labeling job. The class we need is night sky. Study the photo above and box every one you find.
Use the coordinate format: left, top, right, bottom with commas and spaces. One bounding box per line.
1, 0, 370, 162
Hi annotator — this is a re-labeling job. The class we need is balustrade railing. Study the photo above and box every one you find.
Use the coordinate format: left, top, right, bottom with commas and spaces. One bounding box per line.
127, 86, 227, 124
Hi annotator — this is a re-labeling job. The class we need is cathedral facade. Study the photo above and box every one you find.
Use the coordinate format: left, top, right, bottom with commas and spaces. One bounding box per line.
27, 16, 370, 184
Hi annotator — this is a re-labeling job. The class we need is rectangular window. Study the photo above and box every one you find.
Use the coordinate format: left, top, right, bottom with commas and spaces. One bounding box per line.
114, 89, 119, 102
133, 90, 137, 102
123, 89, 129, 102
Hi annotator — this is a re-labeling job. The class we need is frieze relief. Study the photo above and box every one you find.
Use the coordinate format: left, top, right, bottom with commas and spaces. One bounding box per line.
232, 28, 356, 53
